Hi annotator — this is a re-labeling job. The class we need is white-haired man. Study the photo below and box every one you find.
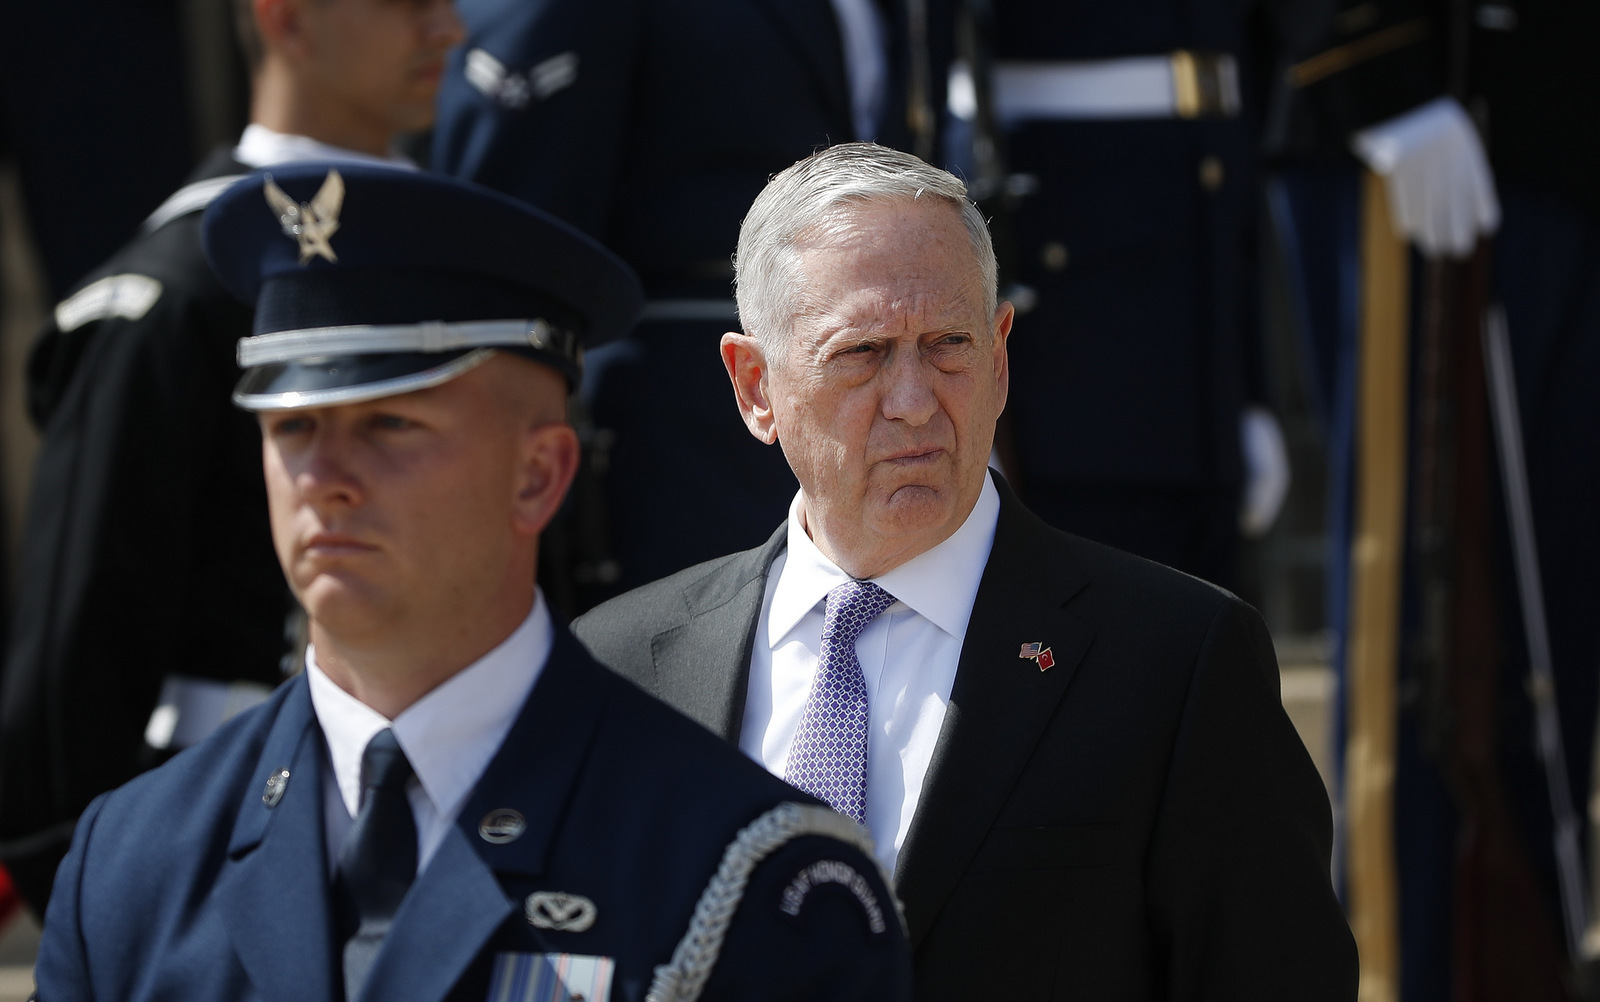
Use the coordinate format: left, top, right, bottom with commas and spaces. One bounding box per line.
576, 142, 1358, 999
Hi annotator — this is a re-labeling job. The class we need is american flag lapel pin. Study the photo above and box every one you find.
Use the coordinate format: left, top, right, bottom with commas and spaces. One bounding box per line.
1018, 642, 1055, 671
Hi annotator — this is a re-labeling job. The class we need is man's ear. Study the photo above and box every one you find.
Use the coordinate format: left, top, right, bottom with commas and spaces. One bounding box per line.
255, 0, 308, 58
991, 299, 1014, 412
721, 332, 779, 445
510, 421, 580, 538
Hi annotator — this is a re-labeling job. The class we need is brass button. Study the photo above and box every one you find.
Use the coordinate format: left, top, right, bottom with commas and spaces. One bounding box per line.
1199, 156, 1225, 192
1040, 241, 1069, 271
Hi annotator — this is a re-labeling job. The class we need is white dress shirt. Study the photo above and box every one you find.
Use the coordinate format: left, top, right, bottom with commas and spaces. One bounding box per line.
740, 475, 1000, 876
307, 594, 553, 876
233, 123, 419, 171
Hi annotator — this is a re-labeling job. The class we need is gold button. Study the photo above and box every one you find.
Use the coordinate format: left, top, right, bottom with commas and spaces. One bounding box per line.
1199, 156, 1225, 192
1040, 241, 1069, 271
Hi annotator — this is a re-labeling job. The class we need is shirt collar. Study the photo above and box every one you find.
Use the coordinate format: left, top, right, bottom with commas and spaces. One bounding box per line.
307, 593, 554, 823
768, 472, 1001, 646
233, 123, 419, 171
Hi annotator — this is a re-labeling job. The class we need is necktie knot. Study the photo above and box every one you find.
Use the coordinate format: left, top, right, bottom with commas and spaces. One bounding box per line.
821, 579, 896, 645
358, 727, 413, 805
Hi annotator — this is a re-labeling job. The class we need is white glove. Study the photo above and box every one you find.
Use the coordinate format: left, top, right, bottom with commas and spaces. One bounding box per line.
1239, 407, 1290, 539
1351, 96, 1500, 259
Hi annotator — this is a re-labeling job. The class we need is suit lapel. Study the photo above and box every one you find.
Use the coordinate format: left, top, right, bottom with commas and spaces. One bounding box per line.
748, 0, 853, 135
214, 678, 340, 1002
357, 630, 610, 1002
650, 525, 786, 740
893, 478, 1095, 950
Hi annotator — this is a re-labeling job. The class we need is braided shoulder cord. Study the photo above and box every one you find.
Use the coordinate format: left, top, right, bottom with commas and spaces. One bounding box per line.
645, 802, 900, 1002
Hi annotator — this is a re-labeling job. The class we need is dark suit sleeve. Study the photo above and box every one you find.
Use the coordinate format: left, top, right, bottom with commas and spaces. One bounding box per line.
1144, 598, 1358, 999
32, 793, 106, 1002
703, 835, 911, 1001
430, 0, 643, 238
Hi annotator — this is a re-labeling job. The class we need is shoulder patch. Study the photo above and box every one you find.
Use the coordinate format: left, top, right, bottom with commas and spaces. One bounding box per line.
465, 48, 579, 110
646, 803, 900, 1002
54, 274, 164, 332
780, 858, 887, 934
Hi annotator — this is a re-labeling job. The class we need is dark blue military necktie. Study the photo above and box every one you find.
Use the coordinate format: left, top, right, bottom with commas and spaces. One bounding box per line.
335, 728, 417, 1002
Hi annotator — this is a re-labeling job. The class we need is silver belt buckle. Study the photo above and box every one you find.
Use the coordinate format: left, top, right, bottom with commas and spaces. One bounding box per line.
1170, 51, 1241, 119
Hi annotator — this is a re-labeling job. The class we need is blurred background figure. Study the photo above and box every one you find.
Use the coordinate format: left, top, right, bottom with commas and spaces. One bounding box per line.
0, 0, 462, 914
1263, 1, 1598, 1000
432, 0, 936, 614
947, 0, 1599, 997
943, 0, 1286, 593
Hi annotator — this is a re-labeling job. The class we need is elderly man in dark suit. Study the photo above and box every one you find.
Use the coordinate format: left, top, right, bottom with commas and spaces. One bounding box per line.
575, 143, 1358, 999
32, 164, 909, 1002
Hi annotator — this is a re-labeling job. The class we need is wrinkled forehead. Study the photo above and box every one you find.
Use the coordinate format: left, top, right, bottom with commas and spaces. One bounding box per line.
796, 193, 971, 250
791, 204, 990, 303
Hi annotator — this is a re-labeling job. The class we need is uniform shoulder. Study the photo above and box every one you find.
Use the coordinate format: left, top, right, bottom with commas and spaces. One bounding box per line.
588, 659, 790, 797
30, 210, 248, 426
75, 681, 292, 843
580, 664, 910, 997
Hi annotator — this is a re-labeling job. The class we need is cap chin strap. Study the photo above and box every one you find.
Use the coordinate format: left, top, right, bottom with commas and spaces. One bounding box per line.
237, 318, 576, 368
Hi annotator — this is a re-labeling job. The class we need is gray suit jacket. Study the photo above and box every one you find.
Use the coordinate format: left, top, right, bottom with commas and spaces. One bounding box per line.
575, 474, 1358, 1000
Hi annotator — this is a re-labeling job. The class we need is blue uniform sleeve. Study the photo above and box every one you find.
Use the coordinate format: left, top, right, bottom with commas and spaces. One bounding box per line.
33, 794, 110, 1002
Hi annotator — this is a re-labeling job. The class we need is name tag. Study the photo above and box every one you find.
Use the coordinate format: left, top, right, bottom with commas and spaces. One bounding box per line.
488, 952, 614, 1002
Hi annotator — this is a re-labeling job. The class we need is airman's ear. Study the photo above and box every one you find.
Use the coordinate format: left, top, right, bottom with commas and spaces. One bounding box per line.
511, 421, 580, 538
721, 332, 779, 446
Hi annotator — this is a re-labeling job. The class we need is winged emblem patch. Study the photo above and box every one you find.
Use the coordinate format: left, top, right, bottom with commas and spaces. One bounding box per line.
263, 169, 344, 264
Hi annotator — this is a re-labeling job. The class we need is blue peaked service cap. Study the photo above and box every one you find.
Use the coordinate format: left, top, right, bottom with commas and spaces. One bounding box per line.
202, 163, 643, 410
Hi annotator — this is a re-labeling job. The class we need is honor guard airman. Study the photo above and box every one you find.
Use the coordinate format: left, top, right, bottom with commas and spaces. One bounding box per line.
32, 164, 910, 1002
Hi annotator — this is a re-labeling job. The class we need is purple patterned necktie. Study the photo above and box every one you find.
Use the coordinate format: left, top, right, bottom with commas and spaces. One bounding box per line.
784, 579, 896, 824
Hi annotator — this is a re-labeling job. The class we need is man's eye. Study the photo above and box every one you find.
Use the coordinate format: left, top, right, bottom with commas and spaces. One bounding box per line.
268, 416, 312, 436
372, 414, 414, 431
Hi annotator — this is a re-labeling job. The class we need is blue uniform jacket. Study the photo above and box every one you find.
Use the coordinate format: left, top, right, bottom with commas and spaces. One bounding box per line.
35, 628, 909, 1002
432, 0, 860, 296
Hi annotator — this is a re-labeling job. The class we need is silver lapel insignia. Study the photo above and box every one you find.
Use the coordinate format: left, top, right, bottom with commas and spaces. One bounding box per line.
525, 891, 598, 933
263, 169, 344, 265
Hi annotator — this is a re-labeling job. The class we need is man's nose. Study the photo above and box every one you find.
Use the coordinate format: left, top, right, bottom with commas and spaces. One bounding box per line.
879, 346, 938, 425
295, 430, 365, 509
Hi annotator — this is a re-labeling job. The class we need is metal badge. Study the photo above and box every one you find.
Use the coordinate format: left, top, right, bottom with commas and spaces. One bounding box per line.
263, 169, 344, 265
479, 808, 527, 844
1019, 643, 1055, 672
525, 892, 597, 933
261, 768, 291, 808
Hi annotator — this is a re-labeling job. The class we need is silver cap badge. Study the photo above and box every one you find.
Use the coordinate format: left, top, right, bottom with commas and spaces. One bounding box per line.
263, 169, 344, 265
